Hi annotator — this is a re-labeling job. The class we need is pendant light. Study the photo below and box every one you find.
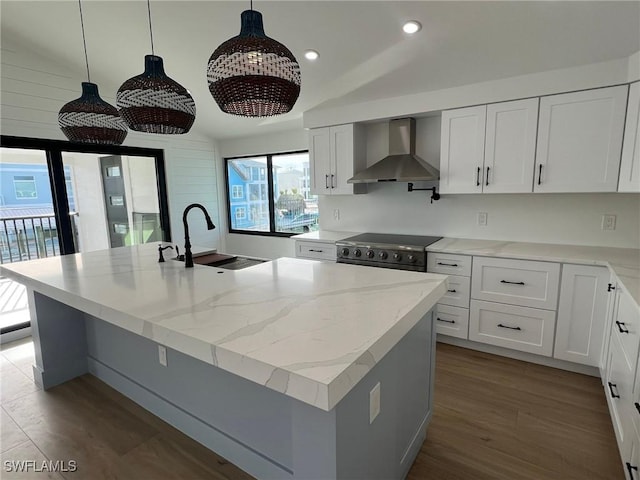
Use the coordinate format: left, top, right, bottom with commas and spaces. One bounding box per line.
58, 0, 128, 145
207, 1, 301, 117
117, 0, 195, 134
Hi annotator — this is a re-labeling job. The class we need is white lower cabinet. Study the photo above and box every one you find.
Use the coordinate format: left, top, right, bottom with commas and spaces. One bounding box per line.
434, 304, 469, 340
469, 299, 556, 356
624, 433, 639, 480
294, 240, 336, 261
554, 265, 610, 366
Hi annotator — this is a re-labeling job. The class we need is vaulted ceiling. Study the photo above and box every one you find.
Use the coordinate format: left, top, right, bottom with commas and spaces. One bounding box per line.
2, 1, 639, 141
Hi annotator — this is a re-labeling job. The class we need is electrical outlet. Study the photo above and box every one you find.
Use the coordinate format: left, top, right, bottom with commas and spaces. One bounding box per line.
477, 212, 488, 226
158, 345, 167, 366
333, 209, 340, 221
602, 214, 616, 231
369, 382, 381, 424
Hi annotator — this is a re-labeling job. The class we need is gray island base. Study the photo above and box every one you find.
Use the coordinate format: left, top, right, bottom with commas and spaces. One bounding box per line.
30, 289, 435, 480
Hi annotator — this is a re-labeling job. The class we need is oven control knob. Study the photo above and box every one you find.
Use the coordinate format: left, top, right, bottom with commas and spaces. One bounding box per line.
340, 247, 350, 257
354, 249, 362, 257
393, 253, 402, 261
366, 250, 375, 258
407, 254, 417, 263
379, 251, 388, 260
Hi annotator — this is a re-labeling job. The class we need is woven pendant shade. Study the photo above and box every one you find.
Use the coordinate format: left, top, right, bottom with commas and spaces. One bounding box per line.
207, 9, 301, 117
117, 55, 196, 134
58, 82, 128, 145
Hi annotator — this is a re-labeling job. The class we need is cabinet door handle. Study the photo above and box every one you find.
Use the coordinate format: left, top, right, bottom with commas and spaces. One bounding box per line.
308, 249, 324, 253
437, 317, 455, 324
325, 174, 329, 189
497, 323, 521, 331
616, 321, 629, 334
626, 463, 638, 479
486, 166, 490, 186
538, 164, 543, 185
476, 167, 481, 186
500, 280, 525, 286
607, 382, 620, 399
635, 402, 640, 415
607, 283, 616, 292
447, 289, 457, 293
437, 262, 458, 267
331, 174, 335, 188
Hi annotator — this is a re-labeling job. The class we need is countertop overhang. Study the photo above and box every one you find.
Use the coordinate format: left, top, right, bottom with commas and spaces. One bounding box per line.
0, 244, 447, 411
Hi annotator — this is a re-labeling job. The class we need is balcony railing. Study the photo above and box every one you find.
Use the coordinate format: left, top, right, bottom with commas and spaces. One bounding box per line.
0, 213, 78, 264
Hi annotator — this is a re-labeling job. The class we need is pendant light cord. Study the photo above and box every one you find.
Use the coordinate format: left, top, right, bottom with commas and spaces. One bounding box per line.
78, 0, 91, 83
147, 0, 155, 56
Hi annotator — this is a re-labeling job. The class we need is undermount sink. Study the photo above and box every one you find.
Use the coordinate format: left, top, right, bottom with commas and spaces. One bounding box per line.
175, 252, 266, 270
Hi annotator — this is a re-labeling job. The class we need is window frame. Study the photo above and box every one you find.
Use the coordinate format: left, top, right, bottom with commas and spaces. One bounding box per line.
225, 150, 312, 237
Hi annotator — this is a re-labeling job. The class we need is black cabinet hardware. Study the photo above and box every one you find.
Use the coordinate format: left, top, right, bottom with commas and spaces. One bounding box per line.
607, 382, 620, 399
497, 324, 521, 331
608, 283, 616, 292
635, 402, 640, 415
538, 164, 543, 185
325, 174, 329, 189
476, 167, 481, 186
447, 289, 457, 293
308, 249, 324, 253
500, 280, 525, 285
331, 174, 335, 188
486, 166, 490, 186
437, 317, 455, 324
437, 262, 458, 267
626, 462, 638, 479
616, 321, 630, 334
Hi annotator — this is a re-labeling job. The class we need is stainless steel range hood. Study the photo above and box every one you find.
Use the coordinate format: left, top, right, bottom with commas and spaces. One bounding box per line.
347, 117, 439, 183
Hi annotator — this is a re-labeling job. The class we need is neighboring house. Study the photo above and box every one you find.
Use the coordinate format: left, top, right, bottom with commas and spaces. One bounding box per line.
227, 159, 276, 231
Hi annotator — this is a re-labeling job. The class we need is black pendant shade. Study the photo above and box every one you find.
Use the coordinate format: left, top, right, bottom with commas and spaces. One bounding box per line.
117, 55, 196, 134
58, 82, 128, 145
207, 9, 301, 117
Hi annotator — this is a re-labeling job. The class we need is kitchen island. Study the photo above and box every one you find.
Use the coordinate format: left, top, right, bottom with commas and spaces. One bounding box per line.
0, 244, 447, 480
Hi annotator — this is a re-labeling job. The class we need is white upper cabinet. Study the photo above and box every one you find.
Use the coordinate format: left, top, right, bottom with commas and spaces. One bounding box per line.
534, 85, 628, 193
309, 124, 366, 196
440, 99, 538, 194
484, 98, 539, 193
440, 105, 486, 194
619, 81, 640, 192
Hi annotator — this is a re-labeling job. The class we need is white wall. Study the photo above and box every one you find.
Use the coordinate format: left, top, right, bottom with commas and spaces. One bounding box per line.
0, 38, 221, 251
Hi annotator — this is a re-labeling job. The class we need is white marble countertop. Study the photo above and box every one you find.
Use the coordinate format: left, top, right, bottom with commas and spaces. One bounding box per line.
428, 237, 640, 307
0, 244, 446, 411
291, 230, 360, 242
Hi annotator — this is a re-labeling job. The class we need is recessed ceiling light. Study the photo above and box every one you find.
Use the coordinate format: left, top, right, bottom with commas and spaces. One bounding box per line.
304, 50, 319, 61
402, 21, 421, 34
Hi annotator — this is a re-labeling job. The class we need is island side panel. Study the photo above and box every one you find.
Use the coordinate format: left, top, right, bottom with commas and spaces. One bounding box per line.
291, 311, 435, 480
28, 289, 88, 389
84, 316, 294, 480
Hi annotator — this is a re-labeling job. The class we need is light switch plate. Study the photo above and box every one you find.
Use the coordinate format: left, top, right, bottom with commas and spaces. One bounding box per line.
477, 212, 488, 226
602, 214, 616, 231
369, 382, 381, 424
158, 345, 167, 366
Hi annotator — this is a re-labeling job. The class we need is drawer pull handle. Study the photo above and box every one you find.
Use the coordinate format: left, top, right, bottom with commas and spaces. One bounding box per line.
497, 323, 521, 331
615, 321, 629, 334
635, 402, 640, 415
308, 249, 324, 253
626, 463, 638, 478
500, 280, 525, 286
607, 382, 620, 399
607, 283, 616, 292
447, 289, 457, 293
437, 317, 455, 324
476, 167, 481, 187
437, 262, 458, 267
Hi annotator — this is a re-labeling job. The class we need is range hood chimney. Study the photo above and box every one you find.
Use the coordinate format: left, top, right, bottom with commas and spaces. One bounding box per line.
347, 118, 439, 184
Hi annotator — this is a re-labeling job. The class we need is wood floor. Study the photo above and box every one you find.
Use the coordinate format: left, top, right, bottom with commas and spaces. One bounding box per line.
0, 338, 623, 479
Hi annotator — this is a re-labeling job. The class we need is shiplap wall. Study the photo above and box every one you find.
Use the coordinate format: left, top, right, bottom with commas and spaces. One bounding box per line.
0, 38, 221, 250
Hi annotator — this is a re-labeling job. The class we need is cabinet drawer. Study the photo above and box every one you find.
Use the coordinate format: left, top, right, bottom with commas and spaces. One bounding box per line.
440, 275, 470, 308
613, 286, 640, 375
435, 304, 469, 340
606, 331, 635, 452
295, 241, 336, 261
471, 257, 560, 310
469, 300, 556, 356
427, 253, 471, 276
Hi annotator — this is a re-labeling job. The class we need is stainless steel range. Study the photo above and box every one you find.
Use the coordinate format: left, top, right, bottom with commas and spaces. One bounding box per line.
336, 233, 442, 272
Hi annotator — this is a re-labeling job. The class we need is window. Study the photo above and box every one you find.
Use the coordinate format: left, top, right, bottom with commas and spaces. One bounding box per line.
232, 185, 243, 199
226, 151, 318, 236
13, 175, 37, 199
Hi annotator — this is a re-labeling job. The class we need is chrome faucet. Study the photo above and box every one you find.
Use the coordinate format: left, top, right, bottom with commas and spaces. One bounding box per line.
182, 203, 216, 268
